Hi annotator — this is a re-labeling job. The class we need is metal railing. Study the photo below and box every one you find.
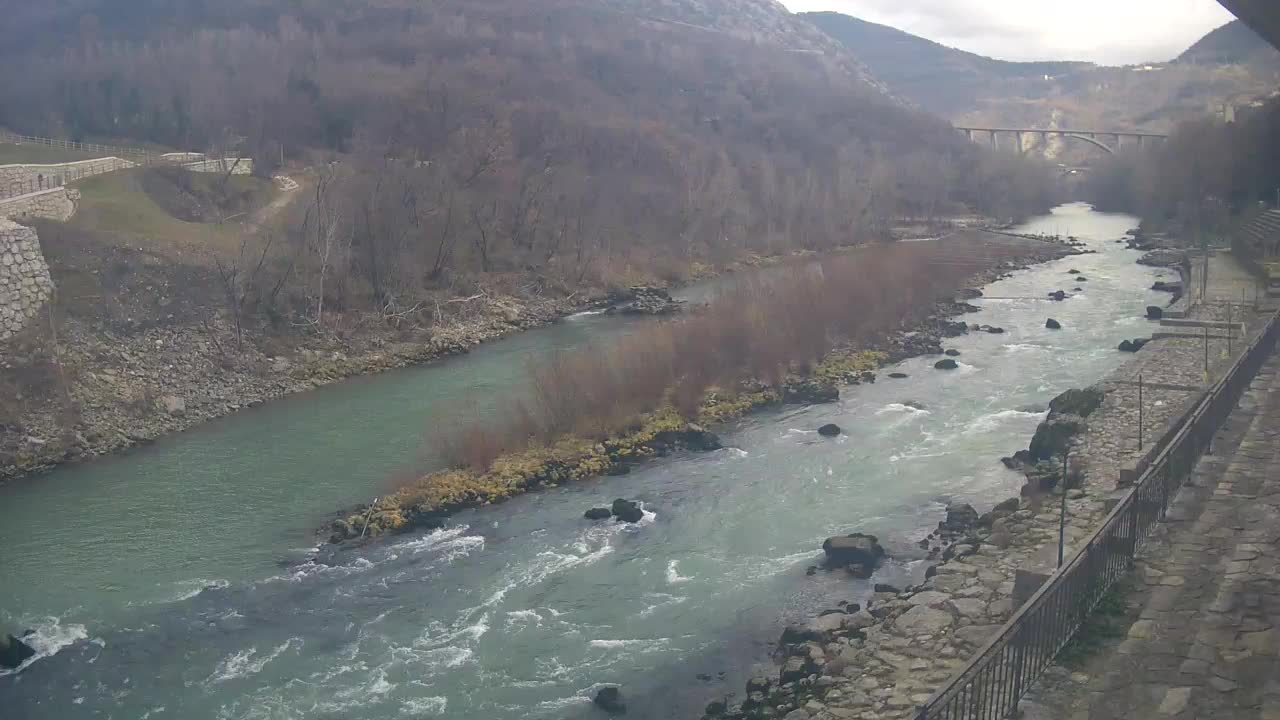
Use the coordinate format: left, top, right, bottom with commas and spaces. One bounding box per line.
916, 308, 1280, 720
0, 131, 153, 160
0, 159, 134, 201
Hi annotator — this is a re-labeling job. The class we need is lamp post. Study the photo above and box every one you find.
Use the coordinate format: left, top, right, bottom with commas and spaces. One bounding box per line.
1058, 448, 1070, 569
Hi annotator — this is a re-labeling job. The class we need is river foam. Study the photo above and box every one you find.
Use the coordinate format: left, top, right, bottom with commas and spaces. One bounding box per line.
0, 616, 91, 677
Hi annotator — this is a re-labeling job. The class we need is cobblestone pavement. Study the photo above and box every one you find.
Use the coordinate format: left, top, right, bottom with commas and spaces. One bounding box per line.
1025, 350, 1280, 719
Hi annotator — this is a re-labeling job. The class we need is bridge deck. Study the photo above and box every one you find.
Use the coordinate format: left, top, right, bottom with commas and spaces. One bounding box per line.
954, 127, 1169, 138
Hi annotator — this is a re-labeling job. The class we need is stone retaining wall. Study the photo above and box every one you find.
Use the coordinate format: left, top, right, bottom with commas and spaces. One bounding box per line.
0, 218, 54, 341
0, 187, 77, 222
0, 157, 134, 196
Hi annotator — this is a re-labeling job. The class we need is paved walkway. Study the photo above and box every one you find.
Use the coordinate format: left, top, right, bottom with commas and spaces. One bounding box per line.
1028, 349, 1280, 719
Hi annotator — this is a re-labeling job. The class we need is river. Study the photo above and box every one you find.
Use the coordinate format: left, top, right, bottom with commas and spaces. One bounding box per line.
0, 204, 1175, 719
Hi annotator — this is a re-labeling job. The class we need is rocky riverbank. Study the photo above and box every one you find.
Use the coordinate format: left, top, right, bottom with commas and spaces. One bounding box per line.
0, 290, 588, 485
694, 239, 1264, 720
323, 239, 1076, 545
0, 241, 913, 485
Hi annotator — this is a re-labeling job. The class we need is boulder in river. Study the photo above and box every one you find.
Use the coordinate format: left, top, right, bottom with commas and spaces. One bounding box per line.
982, 326, 1005, 334
944, 349, 961, 357
584, 507, 612, 521
653, 423, 722, 452
888, 372, 909, 379
1076, 276, 1089, 282
822, 533, 886, 577
783, 379, 840, 404
1028, 418, 1084, 462
934, 359, 959, 370
1067, 269, 1080, 274
1045, 318, 1062, 330
0, 633, 36, 669
1048, 290, 1067, 302
1048, 387, 1104, 417
1146, 305, 1163, 320
942, 502, 980, 533
593, 686, 627, 715
611, 498, 645, 523
817, 423, 842, 437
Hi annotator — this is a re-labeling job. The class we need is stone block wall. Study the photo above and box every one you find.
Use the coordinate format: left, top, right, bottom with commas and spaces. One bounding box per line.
0, 157, 134, 196
0, 218, 54, 341
182, 157, 254, 175
0, 187, 77, 222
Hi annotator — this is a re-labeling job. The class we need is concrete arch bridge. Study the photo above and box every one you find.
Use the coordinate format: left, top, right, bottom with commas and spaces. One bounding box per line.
954, 127, 1168, 155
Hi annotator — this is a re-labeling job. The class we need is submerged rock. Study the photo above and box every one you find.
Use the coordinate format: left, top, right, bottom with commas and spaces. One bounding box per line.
1045, 318, 1062, 330
1146, 305, 1164, 320
0, 633, 35, 669
610, 498, 645, 523
1048, 290, 1067, 302
593, 686, 627, 715
887, 372, 909, 379
934, 359, 959, 370
944, 349, 961, 357
584, 507, 612, 521
817, 423, 842, 437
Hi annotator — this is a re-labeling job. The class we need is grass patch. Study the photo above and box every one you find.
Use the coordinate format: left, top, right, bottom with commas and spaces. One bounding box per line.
1056, 580, 1133, 668
68, 168, 276, 261
0, 143, 103, 165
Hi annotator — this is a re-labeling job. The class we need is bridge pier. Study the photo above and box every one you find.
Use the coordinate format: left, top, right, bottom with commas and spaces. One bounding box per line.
990, 130, 998, 150
1015, 131, 1025, 154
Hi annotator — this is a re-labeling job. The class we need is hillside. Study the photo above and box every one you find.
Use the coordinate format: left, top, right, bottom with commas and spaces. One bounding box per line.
805, 12, 1280, 139
1178, 19, 1280, 65
0, 0, 1059, 296
799, 12, 1092, 118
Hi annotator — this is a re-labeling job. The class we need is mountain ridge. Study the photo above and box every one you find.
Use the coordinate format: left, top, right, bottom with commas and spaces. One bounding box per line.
803, 12, 1280, 137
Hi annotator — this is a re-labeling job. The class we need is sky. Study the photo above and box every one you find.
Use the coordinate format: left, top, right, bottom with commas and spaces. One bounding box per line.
778, 0, 1238, 65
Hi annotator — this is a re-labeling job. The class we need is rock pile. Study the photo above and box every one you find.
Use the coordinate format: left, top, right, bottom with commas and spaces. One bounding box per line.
601, 286, 683, 315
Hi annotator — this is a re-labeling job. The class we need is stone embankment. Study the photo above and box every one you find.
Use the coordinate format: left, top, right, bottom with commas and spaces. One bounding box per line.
0, 219, 54, 341
700, 247, 1268, 720
0, 186, 78, 222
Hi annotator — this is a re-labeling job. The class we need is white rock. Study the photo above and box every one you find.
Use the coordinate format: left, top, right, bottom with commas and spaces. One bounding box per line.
895, 605, 954, 635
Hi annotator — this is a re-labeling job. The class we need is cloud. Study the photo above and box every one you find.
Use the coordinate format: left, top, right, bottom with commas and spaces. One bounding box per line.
779, 0, 1237, 64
